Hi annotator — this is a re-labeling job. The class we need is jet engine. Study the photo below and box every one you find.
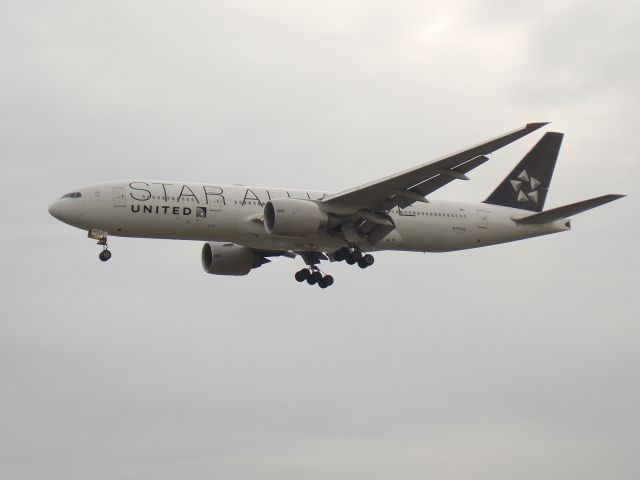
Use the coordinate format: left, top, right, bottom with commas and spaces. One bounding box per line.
264, 198, 328, 236
201, 242, 270, 276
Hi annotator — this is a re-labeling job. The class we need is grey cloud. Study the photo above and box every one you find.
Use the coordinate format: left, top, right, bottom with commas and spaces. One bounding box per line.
1, 1, 638, 479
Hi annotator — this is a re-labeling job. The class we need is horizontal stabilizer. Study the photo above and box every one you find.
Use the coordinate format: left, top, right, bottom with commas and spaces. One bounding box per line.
513, 194, 625, 225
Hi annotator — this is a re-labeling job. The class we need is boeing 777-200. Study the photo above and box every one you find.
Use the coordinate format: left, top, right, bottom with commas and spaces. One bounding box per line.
48, 123, 624, 288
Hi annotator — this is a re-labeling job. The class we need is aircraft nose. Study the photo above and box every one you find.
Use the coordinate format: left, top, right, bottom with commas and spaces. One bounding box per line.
48, 197, 84, 226
48, 200, 63, 220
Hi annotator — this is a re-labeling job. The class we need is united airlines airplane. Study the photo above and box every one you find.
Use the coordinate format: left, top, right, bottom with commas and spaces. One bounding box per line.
49, 123, 624, 288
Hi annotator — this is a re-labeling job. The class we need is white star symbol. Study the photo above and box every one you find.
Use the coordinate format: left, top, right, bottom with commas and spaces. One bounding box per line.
511, 169, 542, 203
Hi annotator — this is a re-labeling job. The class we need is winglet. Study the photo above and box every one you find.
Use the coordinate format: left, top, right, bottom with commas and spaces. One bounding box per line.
527, 122, 550, 129
478, 122, 549, 156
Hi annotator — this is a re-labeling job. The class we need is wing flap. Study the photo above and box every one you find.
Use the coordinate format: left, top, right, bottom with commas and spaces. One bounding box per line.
389, 155, 489, 209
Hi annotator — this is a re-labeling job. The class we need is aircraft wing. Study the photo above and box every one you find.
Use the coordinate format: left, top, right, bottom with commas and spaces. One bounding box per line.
322, 122, 548, 213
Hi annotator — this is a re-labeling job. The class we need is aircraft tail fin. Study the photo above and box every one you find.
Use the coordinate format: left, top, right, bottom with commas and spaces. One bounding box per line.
513, 194, 625, 225
484, 132, 564, 212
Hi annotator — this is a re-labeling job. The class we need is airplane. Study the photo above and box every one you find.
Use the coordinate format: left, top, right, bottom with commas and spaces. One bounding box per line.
48, 123, 624, 288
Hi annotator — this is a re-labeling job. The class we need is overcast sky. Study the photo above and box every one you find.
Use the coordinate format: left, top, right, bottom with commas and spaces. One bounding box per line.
1, 1, 639, 479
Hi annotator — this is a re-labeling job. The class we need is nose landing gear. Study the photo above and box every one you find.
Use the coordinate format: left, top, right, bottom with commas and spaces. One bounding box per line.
89, 229, 112, 262
97, 238, 112, 262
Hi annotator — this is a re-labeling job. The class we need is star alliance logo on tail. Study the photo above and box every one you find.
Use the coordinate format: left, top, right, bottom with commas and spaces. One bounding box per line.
510, 169, 542, 204
196, 207, 207, 218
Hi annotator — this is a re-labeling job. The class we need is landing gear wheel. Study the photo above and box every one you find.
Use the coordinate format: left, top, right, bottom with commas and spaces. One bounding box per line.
307, 275, 318, 285
357, 255, 375, 268
295, 269, 310, 282
318, 275, 334, 288
99, 249, 112, 262
334, 247, 350, 262
345, 255, 357, 265
324, 275, 334, 287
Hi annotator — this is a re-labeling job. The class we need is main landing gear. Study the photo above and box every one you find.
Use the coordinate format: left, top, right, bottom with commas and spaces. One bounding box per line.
295, 267, 334, 289
293, 247, 375, 288
333, 247, 374, 269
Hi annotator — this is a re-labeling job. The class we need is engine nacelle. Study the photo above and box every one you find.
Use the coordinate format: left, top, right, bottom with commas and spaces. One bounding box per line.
264, 198, 328, 236
201, 242, 269, 276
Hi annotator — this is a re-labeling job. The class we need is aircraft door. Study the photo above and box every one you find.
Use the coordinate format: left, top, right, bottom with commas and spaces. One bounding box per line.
113, 187, 126, 207
477, 210, 489, 229
208, 197, 223, 212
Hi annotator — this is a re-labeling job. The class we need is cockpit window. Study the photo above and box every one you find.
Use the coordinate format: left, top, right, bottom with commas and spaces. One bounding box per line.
61, 192, 82, 199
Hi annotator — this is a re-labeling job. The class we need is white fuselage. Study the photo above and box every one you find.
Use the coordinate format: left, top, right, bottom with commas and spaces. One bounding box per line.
48, 180, 570, 253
